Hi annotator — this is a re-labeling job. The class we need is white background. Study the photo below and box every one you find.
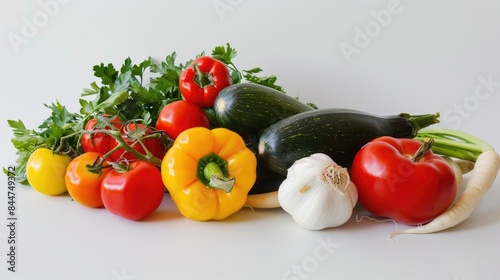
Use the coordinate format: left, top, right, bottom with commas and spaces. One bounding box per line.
1, 0, 500, 279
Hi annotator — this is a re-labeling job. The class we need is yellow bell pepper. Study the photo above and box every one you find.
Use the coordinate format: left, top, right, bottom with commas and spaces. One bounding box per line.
161, 127, 257, 221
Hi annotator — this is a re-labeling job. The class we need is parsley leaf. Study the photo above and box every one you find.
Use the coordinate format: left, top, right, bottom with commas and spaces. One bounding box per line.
5, 102, 83, 184
80, 54, 188, 125
149, 52, 186, 99
212, 43, 242, 84
93, 63, 117, 86
242, 68, 285, 93
212, 43, 285, 92
212, 43, 238, 65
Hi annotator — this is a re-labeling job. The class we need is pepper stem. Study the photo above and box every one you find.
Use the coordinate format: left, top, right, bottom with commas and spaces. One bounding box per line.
411, 138, 434, 162
193, 63, 213, 88
197, 153, 235, 193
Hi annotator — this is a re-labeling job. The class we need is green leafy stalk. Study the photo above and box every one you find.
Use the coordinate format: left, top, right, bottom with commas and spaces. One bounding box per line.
212, 43, 242, 85
212, 43, 286, 92
5, 102, 83, 184
415, 128, 494, 162
81, 54, 189, 126
242, 68, 285, 92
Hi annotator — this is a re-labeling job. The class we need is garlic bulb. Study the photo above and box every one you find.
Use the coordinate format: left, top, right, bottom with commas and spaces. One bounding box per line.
278, 153, 358, 230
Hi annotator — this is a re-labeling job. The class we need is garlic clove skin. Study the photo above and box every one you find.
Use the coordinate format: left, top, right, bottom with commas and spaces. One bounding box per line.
278, 153, 358, 230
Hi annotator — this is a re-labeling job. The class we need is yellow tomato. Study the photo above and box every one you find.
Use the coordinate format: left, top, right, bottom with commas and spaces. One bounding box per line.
26, 148, 72, 196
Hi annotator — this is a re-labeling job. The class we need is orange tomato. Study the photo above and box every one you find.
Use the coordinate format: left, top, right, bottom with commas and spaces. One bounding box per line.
65, 152, 111, 208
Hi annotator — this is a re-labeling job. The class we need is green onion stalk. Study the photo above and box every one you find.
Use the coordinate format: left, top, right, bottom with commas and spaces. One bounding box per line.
415, 128, 495, 162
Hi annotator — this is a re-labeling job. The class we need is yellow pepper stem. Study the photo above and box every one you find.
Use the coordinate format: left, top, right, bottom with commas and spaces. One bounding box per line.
198, 153, 235, 193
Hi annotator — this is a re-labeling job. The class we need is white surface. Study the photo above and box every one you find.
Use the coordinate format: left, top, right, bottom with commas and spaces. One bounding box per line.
1, 1, 500, 279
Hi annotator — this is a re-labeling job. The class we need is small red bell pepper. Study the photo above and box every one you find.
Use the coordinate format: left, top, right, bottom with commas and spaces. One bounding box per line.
179, 56, 232, 108
350, 136, 457, 225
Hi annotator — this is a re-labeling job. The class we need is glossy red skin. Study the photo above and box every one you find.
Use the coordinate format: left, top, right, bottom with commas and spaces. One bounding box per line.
81, 115, 122, 160
350, 136, 457, 225
179, 56, 232, 108
101, 161, 165, 221
155, 100, 210, 140
110, 123, 167, 161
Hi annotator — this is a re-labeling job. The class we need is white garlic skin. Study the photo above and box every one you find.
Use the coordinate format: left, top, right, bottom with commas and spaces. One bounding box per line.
278, 153, 358, 230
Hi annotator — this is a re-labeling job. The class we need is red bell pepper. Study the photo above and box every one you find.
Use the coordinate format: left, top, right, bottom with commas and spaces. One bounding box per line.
350, 136, 457, 225
179, 56, 232, 108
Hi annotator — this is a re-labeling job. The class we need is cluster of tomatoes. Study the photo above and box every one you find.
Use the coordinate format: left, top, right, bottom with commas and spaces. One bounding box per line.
25, 117, 169, 221
25, 55, 234, 221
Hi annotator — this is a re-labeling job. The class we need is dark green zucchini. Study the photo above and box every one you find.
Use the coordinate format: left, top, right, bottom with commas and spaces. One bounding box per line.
244, 134, 286, 195
214, 83, 315, 136
258, 109, 440, 176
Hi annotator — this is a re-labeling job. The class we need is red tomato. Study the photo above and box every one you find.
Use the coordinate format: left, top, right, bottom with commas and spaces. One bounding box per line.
155, 100, 210, 140
110, 123, 167, 161
81, 115, 122, 160
65, 152, 111, 208
350, 136, 457, 225
101, 161, 165, 220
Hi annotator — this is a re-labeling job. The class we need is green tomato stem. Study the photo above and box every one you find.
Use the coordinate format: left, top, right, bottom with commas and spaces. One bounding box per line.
411, 138, 434, 162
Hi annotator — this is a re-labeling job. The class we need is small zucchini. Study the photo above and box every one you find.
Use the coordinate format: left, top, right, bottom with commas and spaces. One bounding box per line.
258, 108, 440, 176
214, 83, 315, 136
